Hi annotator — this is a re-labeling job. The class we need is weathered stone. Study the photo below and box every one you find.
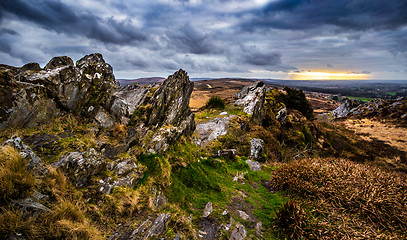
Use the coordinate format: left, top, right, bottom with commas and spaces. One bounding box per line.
276, 107, 287, 123
3, 136, 48, 175
44, 56, 74, 70
196, 116, 233, 146
203, 202, 213, 218
143, 213, 171, 239
234, 81, 266, 124
210, 149, 237, 159
237, 210, 251, 221
12, 198, 50, 214
245, 159, 262, 171
0, 53, 118, 129
330, 99, 360, 118
255, 221, 263, 236
52, 148, 106, 187
95, 108, 115, 129
249, 138, 264, 161
230, 223, 247, 240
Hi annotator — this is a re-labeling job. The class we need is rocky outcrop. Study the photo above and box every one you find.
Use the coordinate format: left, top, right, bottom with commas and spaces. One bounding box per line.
234, 81, 266, 125
52, 148, 106, 187
124, 69, 196, 154
330, 99, 361, 118
0, 53, 117, 129
203, 202, 213, 218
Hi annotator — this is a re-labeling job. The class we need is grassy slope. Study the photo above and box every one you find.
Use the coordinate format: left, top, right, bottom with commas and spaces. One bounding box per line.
1, 86, 406, 239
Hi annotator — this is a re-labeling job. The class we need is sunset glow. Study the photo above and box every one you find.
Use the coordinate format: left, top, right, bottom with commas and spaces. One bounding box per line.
290, 71, 370, 80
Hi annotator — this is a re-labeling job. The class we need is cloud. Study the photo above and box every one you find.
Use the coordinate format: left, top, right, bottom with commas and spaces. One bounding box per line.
0, 0, 147, 45
242, 0, 407, 31
163, 24, 224, 54
327, 64, 333, 68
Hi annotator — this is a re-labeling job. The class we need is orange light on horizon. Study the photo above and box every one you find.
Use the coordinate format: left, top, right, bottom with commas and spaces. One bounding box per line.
290, 71, 370, 80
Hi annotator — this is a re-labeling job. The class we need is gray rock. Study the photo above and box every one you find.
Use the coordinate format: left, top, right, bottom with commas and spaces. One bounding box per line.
196, 116, 233, 146
237, 210, 251, 221
12, 198, 50, 215
330, 99, 360, 118
143, 213, 171, 239
95, 108, 115, 129
230, 223, 247, 240
52, 148, 106, 187
234, 81, 265, 124
255, 222, 263, 236
2, 136, 48, 175
245, 160, 262, 171
203, 202, 213, 218
210, 149, 237, 159
276, 107, 287, 123
0, 53, 118, 130
249, 138, 264, 161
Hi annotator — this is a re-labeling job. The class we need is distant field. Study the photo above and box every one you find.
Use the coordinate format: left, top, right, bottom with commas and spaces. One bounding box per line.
344, 96, 374, 102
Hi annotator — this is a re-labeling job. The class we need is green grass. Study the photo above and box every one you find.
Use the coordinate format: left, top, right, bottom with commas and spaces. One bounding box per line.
345, 96, 374, 102
387, 92, 396, 96
165, 154, 285, 239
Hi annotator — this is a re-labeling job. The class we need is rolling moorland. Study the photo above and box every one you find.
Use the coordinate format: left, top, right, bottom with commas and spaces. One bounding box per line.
1, 54, 406, 239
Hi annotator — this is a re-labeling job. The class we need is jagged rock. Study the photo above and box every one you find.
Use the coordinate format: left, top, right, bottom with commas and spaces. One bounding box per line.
245, 160, 261, 171
143, 213, 171, 239
210, 149, 237, 159
124, 69, 196, 154
12, 198, 50, 215
196, 116, 233, 146
203, 202, 213, 218
0, 53, 118, 129
230, 223, 247, 240
330, 99, 360, 118
276, 107, 287, 123
237, 210, 251, 221
109, 158, 138, 175
52, 148, 106, 187
249, 138, 264, 161
2, 136, 48, 175
234, 81, 266, 124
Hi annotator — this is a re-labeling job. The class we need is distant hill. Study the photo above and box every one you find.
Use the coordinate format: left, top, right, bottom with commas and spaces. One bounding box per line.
117, 77, 165, 86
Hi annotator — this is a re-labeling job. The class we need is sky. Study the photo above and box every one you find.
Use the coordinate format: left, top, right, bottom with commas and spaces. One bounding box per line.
0, 0, 407, 80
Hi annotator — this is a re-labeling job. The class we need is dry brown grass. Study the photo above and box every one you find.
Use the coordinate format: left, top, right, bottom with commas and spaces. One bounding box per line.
341, 118, 407, 152
0, 146, 36, 202
271, 157, 407, 239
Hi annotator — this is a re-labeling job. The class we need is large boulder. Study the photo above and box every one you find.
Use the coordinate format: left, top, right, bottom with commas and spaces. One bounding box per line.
234, 81, 266, 125
0, 53, 118, 129
330, 99, 360, 118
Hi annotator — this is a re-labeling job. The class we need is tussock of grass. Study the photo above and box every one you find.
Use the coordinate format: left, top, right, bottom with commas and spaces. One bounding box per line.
204, 96, 226, 110
0, 146, 36, 202
271, 157, 407, 239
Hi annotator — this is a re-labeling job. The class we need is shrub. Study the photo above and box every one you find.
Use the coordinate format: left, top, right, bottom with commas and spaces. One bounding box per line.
205, 96, 226, 109
283, 87, 314, 120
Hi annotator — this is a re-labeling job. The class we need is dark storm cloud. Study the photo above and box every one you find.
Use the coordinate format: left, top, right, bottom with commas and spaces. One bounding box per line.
0, 0, 147, 44
243, 0, 407, 31
241, 50, 281, 66
164, 24, 224, 54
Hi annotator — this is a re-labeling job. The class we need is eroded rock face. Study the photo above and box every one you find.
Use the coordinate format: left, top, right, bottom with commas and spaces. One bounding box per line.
196, 116, 233, 146
234, 81, 266, 125
52, 148, 106, 187
124, 69, 196, 154
330, 99, 360, 118
0, 53, 117, 129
